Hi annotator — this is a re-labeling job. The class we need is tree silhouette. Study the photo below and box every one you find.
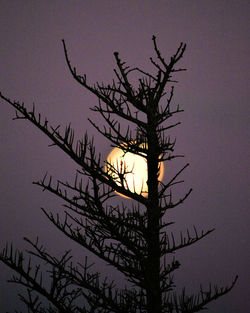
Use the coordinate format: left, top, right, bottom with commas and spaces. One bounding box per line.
0, 36, 237, 313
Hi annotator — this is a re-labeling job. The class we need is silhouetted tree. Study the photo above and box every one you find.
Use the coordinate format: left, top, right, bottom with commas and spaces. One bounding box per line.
0, 36, 237, 313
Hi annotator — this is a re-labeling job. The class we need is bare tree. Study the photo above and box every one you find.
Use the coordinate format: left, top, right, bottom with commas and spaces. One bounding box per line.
0, 36, 237, 313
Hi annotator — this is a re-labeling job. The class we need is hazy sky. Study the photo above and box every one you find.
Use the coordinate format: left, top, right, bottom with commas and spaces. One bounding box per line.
0, 1, 249, 312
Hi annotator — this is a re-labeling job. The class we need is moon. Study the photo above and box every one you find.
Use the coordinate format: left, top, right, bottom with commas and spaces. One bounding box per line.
106, 144, 164, 197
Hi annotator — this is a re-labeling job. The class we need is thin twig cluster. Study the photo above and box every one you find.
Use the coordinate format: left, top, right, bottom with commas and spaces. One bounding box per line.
0, 36, 237, 313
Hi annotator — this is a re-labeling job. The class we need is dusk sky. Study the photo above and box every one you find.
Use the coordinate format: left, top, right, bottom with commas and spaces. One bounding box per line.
0, 1, 249, 312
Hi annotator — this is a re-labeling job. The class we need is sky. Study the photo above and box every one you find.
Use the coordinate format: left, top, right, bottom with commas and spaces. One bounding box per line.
0, 0, 249, 312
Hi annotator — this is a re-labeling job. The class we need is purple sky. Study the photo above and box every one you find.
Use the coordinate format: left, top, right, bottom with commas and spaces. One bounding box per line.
0, 1, 249, 312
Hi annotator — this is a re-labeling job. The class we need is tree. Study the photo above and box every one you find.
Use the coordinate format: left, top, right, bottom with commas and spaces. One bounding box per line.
0, 36, 237, 313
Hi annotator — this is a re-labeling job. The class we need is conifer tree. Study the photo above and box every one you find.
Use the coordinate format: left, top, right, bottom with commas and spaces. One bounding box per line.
0, 36, 237, 313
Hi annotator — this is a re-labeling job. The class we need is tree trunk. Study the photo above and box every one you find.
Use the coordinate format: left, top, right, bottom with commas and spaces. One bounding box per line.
146, 110, 161, 313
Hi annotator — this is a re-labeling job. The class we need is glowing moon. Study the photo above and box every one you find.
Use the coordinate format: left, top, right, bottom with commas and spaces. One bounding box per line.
106, 144, 164, 197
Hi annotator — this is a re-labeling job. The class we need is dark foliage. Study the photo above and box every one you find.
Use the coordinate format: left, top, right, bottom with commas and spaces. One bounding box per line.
0, 36, 237, 313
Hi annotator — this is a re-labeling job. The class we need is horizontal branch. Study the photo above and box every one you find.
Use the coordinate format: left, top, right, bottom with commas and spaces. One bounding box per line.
168, 275, 238, 312
160, 227, 215, 256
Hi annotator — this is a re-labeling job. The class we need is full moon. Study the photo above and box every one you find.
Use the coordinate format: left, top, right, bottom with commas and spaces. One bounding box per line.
106, 144, 164, 197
